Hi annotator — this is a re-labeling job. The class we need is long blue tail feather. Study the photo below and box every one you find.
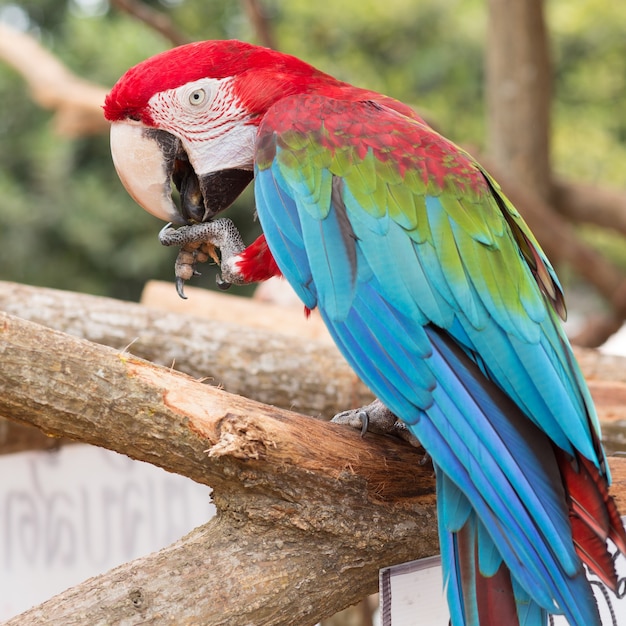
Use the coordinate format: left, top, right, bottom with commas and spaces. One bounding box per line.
438, 474, 549, 626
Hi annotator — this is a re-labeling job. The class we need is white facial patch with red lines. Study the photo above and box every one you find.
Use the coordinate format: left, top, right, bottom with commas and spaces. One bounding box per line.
146, 77, 257, 176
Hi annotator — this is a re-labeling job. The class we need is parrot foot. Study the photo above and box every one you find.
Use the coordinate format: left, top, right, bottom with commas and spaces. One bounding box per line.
331, 399, 422, 449
159, 219, 246, 298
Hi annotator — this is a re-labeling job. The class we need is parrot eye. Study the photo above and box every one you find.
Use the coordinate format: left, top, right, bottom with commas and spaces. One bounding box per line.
188, 88, 207, 106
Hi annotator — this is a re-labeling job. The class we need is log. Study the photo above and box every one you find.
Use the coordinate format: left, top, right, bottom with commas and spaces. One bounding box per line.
140, 278, 334, 345
0, 311, 437, 625
2, 287, 626, 624
0, 280, 371, 423
0, 280, 625, 434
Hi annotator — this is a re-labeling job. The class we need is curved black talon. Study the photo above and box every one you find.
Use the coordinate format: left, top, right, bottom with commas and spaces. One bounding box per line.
216, 275, 232, 291
358, 410, 369, 437
176, 277, 188, 300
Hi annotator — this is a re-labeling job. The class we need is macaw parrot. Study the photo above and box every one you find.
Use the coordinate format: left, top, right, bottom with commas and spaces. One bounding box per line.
104, 40, 626, 625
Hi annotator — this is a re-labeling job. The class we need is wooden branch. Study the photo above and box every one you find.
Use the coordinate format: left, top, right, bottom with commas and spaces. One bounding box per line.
0, 24, 109, 136
110, 0, 189, 47
140, 279, 334, 346
552, 177, 626, 238
1, 278, 626, 461
0, 310, 437, 625
0, 281, 372, 422
2, 286, 626, 623
12, 455, 626, 626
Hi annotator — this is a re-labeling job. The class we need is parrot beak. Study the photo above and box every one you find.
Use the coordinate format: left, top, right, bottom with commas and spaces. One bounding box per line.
110, 121, 186, 225
110, 121, 254, 225
195, 168, 254, 221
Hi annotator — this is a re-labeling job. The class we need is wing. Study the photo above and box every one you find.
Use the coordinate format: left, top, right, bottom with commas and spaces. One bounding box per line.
253, 94, 607, 624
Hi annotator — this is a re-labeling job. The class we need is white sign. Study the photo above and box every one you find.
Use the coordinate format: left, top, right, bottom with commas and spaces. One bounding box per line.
380, 556, 449, 625
0, 445, 215, 620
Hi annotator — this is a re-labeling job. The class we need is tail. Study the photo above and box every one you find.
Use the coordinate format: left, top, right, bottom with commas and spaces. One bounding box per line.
438, 453, 626, 626
438, 492, 546, 625
556, 448, 626, 593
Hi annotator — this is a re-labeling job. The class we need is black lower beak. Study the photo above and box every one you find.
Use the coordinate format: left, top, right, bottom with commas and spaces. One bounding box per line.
172, 158, 253, 224
196, 169, 254, 222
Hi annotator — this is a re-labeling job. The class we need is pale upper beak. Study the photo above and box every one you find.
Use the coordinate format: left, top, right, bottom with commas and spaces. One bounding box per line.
110, 120, 254, 225
110, 121, 186, 224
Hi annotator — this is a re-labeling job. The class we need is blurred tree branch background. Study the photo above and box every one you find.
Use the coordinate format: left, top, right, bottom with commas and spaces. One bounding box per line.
1, 0, 626, 342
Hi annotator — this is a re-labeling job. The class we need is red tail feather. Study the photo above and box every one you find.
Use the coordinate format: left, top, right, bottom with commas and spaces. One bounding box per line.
569, 516, 618, 589
475, 564, 520, 624
456, 522, 522, 625
556, 448, 626, 593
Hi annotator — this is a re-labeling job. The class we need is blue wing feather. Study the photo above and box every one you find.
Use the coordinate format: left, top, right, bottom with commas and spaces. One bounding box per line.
298, 205, 356, 320
254, 94, 608, 625
255, 166, 316, 309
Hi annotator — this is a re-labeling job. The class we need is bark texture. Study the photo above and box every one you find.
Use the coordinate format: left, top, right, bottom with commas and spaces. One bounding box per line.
0, 309, 436, 625
2, 283, 626, 624
2, 279, 626, 428
0, 280, 370, 422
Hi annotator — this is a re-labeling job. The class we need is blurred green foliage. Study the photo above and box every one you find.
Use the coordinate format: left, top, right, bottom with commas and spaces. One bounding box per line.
0, 0, 625, 300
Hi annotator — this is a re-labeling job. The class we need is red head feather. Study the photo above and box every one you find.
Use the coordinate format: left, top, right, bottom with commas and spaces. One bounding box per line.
103, 40, 339, 125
